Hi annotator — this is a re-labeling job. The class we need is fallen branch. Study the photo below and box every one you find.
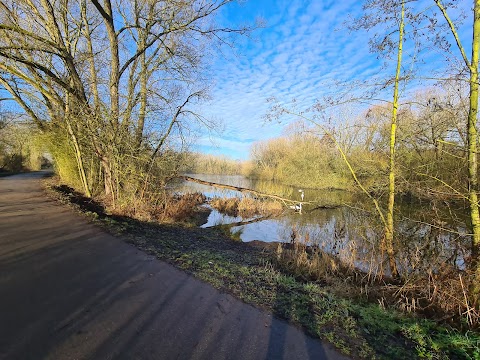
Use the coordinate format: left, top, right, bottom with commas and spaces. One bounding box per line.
180, 175, 298, 204
180, 175, 341, 209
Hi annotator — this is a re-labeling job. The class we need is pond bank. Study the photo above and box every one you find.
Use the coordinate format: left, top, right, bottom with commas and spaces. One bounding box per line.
46, 178, 480, 359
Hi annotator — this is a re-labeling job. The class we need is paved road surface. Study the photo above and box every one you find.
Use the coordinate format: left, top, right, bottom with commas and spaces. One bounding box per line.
0, 172, 348, 360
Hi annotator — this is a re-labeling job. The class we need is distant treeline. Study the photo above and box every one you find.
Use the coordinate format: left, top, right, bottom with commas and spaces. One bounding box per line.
245, 133, 352, 190
204, 88, 467, 198
184, 153, 244, 175
177, 88, 466, 202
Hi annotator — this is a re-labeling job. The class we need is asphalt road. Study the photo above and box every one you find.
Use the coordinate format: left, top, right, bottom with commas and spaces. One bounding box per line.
0, 172, 349, 360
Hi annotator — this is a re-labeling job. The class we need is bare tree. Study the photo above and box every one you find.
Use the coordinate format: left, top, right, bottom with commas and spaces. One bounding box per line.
0, 0, 249, 205
433, 0, 480, 306
343, 0, 414, 277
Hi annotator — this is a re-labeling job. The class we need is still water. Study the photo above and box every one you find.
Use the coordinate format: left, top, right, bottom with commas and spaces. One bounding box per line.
175, 174, 470, 275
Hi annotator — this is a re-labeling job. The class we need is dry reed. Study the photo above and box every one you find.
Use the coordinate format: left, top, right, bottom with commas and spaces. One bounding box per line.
115, 191, 207, 223
210, 196, 283, 218
274, 228, 479, 328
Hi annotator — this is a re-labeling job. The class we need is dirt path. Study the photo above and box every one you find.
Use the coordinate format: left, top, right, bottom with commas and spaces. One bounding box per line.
0, 172, 348, 360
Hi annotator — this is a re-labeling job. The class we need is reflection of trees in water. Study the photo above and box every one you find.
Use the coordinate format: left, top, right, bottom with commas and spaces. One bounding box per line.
181, 174, 354, 204
393, 199, 469, 274
250, 179, 295, 198
179, 174, 471, 276
275, 208, 386, 274
276, 204, 469, 277
396, 218, 469, 275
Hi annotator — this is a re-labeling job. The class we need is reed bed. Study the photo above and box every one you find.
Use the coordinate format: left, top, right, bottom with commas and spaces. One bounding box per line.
210, 196, 284, 218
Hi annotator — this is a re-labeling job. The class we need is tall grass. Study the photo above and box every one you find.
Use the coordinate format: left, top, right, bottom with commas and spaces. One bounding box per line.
274, 227, 480, 328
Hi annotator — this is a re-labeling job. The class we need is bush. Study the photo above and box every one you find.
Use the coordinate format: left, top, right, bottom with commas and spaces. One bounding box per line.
0, 121, 46, 172
1, 153, 24, 172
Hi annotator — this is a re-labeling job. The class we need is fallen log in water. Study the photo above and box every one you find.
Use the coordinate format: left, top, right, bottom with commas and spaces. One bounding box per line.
179, 175, 341, 209
180, 175, 298, 205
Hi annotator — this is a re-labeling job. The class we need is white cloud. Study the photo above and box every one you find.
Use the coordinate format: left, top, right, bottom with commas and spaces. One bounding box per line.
195, 0, 473, 159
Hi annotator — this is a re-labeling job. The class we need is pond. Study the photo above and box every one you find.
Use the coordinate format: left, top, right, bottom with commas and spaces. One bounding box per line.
174, 174, 471, 276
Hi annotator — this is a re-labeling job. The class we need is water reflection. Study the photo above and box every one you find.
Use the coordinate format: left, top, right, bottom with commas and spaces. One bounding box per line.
176, 174, 470, 275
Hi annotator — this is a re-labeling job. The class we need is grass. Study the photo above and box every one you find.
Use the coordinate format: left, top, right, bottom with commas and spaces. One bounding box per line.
46, 180, 480, 359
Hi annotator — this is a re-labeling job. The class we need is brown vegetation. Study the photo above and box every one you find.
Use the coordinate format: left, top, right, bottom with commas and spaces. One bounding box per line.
274, 232, 479, 328
210, 196, 284, 218
52, 179, 209, 225
253, 85, 468, 197
247, 132, 352, 190
116, 191, 208, 224
391, 267, 479, 328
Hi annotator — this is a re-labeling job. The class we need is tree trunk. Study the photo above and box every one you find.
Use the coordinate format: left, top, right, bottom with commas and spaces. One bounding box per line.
65, 95, 91, 198
135, 35, 147, 150
105, 3, 120, 127
100, 155, 114, 202
435, 0, 480, 306
81, 0, 100, 113
384, 0, 405, 279
468, 0, 480, 307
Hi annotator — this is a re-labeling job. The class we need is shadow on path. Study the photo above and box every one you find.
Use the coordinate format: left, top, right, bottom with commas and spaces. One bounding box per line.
0, 172, 347, 360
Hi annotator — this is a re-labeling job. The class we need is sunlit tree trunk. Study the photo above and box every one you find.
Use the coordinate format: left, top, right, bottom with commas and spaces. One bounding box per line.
384, 0, 405, 279
467, 1, 480, 306
435, 0, 480, 307
136, 33, 148, 150
91, 0, 119, 126
65, 94, 91, 198
90, 0, 119, 198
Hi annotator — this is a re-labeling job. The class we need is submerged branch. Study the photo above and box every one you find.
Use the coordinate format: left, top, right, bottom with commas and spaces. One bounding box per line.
207, 215, 271, 229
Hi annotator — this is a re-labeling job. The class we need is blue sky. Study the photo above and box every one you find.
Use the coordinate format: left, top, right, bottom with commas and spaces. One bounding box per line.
0, 0, 471, 160
192, 0, 472, 160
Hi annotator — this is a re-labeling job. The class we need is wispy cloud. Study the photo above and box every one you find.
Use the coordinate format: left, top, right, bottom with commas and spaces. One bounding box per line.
195, 0, 472, 160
